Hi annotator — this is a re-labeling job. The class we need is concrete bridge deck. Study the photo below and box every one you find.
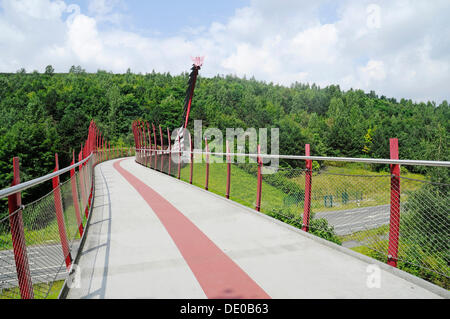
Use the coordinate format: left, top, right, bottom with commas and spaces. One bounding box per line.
66, 158, 447, 299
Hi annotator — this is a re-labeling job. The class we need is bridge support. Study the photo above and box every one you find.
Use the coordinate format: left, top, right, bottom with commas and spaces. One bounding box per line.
8, 157, 34, 299
387, 138, 401, 267
302, 144, 312, 232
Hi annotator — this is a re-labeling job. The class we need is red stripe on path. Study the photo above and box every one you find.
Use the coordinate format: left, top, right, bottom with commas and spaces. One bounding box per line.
113, 159, 270, 299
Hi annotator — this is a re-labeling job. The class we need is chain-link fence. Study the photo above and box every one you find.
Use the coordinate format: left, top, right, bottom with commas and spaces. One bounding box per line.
0, 168, 89, 299
135, 147, 449, 289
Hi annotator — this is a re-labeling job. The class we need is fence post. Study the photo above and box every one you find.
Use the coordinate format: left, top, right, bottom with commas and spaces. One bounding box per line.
78, 151, 87, 218
147, 122, 152, 168
70, 151, 84, 237
205, 137, 209, 190
226, 140, 231, 199
387, 138, 401, 267
167, 127, 171, 175
8, 157, 34, 299
159, 125, 164, 172
302, 144, 312, 232
153, 123, 157, 169
178, 135, 181, 179
52, 153, 72, 269
143, 123, 148, 166
189, 133, 193, 184
255, 144, 262, 211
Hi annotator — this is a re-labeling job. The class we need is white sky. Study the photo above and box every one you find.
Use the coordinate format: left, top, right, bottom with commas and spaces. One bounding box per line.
0, 0, 449, 104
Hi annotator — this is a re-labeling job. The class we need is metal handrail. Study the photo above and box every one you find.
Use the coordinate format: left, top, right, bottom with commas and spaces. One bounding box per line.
0, 153, 94, 200
134, 148, 450, 167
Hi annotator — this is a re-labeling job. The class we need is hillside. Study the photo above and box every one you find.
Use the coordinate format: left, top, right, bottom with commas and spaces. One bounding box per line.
0, 66, 448, 202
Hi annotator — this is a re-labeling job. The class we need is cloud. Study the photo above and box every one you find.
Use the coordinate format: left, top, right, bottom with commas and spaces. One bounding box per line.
87, 0, 125, 24
0, 0, 449, 103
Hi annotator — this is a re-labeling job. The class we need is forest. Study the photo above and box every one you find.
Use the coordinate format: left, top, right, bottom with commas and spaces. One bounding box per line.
0, 65, 448, 204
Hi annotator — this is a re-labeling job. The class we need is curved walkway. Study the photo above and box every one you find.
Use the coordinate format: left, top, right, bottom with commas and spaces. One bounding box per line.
66, 158, 447, 299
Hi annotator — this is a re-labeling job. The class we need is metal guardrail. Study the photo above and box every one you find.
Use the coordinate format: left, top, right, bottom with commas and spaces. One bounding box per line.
0, 147, 135, 200
135, 148, 450, 168
0, 154, 93, 200
133, 130, 450, 290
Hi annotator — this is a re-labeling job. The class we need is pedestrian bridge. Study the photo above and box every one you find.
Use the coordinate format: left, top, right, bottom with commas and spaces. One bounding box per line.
64, 158, 444, 299
1, 121, 448, 300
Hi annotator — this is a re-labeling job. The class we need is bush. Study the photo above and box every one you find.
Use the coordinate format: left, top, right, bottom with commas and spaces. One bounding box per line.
266, 208, 341, 245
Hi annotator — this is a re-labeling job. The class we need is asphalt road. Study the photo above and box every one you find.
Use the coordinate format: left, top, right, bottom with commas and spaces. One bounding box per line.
0, 241, 79, 291
314, 204, 391, 236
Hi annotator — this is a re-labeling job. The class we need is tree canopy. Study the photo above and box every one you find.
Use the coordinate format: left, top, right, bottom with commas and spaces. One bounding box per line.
0, 66, 448, 201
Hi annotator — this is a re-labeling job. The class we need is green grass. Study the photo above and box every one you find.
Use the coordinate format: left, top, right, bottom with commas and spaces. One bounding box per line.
0, 280, 64, 299
340, 224, 450, 289
339, 224, 390, 243
290, 163, 427, 213
174, 157, 429, 223
1, 202, 83, 251
179, 154, 290, 215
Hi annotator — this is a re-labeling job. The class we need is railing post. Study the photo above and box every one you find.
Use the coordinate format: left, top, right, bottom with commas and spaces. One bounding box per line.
177, 135, 181, 179
205, 137, 209, 190
70, 151, 84, 237
159, 125, 164, 172
189, 133, 193, 184
255, 144, 262, 211
147, 122, 152, 168
100, 139, 102, 162
153, 123, 157, 169
78, 151, 87, 217
302, 144, 312, 232
8, 157, 34, 299
167, 127, 171, 175
143, 122, 148, 166
226, 140, 231, 199
387, 138, 401, 267
52, 153, 72, 269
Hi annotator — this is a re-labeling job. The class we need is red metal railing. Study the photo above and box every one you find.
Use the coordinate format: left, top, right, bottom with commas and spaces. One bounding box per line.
132, 120, 450, 288
0, 121, 135, 299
